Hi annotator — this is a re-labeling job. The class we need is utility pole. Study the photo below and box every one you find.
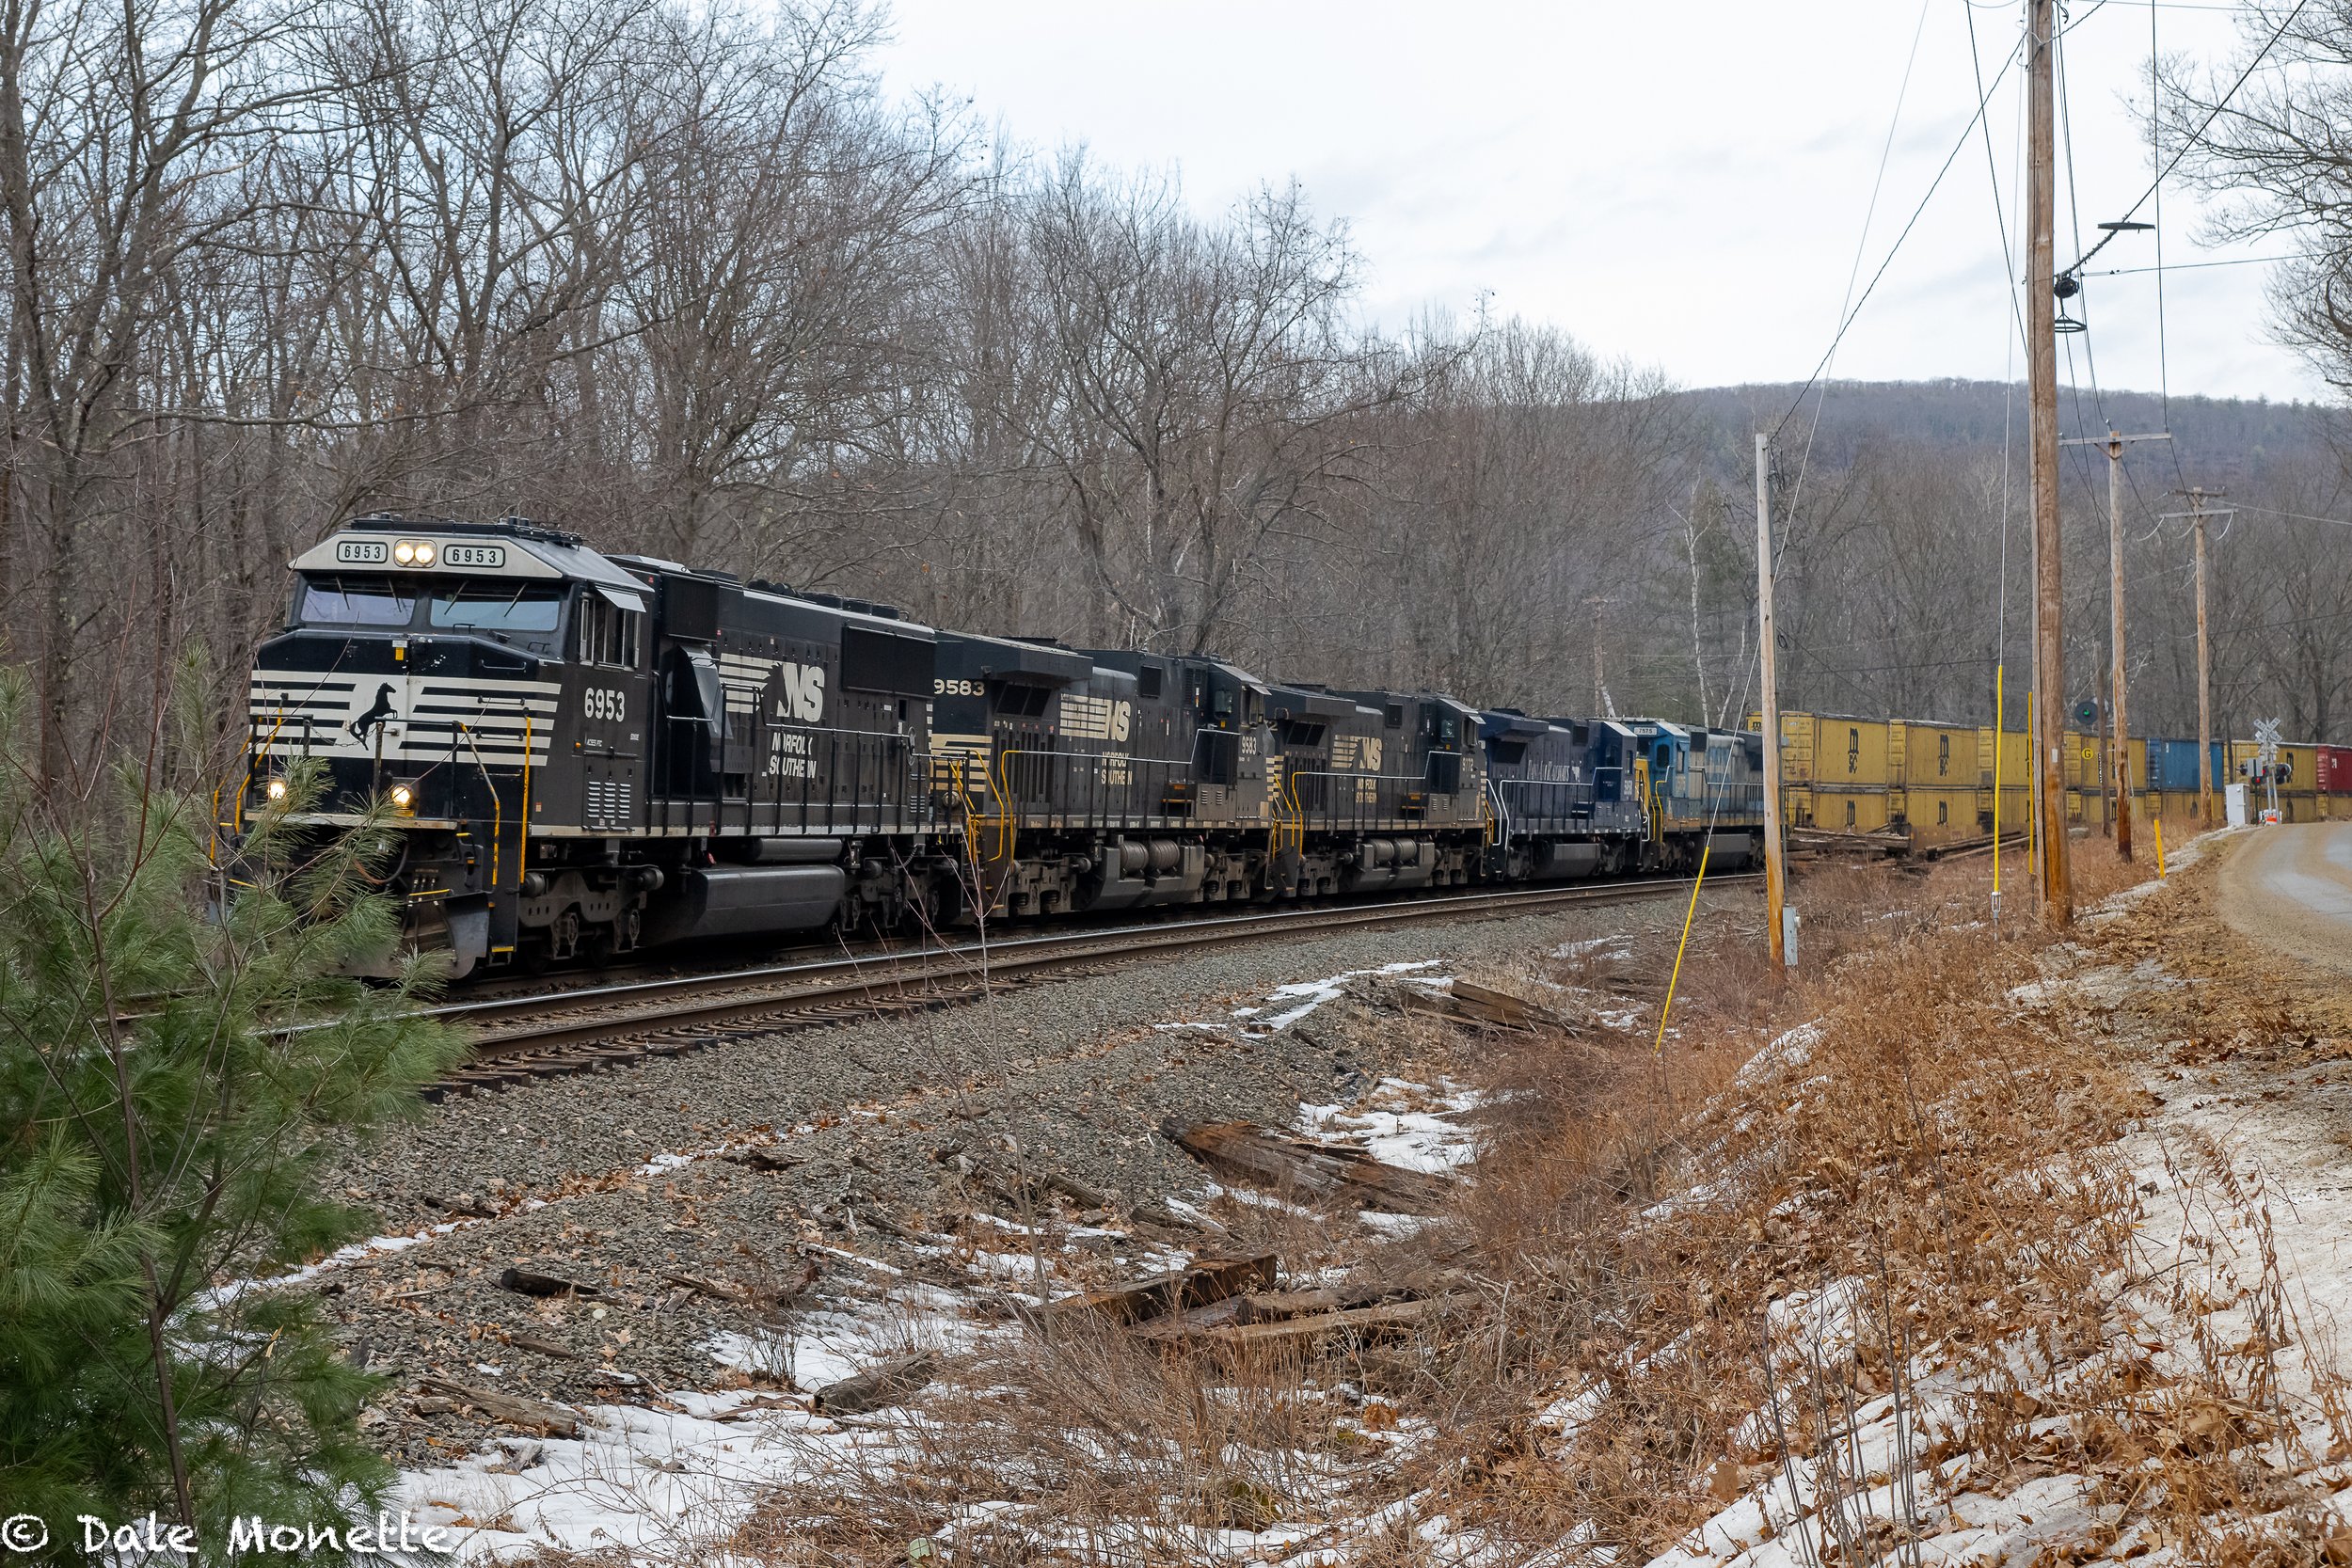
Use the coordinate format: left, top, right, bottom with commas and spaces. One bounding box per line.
2195, 504, 2215, 826
2026, 0, 2072, 925
1756, 434, 1788, 971
2162, 487, 2230, 825
2062, 428, 2169, 861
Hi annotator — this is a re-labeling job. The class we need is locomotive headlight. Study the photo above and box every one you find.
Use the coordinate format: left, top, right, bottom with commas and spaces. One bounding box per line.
389, 784, 415, 811
413, 541, 437, 565
392, 540, 417, 564
264, 777, 288, 801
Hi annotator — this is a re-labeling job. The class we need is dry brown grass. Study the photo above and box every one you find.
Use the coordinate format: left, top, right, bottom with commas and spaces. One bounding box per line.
707, 833, 2349, 1566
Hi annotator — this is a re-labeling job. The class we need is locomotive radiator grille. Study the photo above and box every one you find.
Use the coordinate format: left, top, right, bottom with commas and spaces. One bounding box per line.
584, 776, 634, 829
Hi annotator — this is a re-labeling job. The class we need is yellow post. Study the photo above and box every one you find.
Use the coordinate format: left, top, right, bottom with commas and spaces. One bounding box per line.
1653, 843, 1712, 1056
1991, 665, 2004, 904
2154, 816, 2166, 880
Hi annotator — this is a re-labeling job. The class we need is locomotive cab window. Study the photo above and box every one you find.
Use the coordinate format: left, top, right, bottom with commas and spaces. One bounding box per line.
1137, 664, 1163, 700
297, 575, 416, 627
1382, 703, 1404, 729
1209, 684, 1236, 722
577, 594, 643, 668
429, 581, 563, 633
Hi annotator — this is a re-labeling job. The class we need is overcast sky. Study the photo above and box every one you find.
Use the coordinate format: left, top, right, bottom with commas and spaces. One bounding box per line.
873, 0, 2323, 404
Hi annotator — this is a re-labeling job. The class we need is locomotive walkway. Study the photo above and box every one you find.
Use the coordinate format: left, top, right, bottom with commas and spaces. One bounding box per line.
2216, 820, 2352, 975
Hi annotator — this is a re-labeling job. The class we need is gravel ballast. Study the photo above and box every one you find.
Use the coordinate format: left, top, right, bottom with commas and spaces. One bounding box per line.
297, 892, 1734, 1464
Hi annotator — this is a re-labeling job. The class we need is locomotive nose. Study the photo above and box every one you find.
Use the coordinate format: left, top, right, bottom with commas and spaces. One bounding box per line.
244, 630, 549, 821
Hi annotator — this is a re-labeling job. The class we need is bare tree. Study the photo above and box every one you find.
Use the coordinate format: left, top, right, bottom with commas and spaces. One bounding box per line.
618, 1, 970, 575
1022, 157, 1410, 655
0, 0, 331, 791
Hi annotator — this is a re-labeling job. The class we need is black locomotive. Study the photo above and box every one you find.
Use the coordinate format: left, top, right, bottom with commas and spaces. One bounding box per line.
239, 515, 1763, 976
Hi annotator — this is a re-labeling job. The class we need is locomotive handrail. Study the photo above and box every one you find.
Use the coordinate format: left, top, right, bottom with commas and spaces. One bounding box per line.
1277, 764, 1308, 857
739, 718, 922, 839
456, 721, 505, 939
987, 746, 1018, 863
1281, 768, 1439, 832
991, 745, 1196, 833
1491, 776, 1599, 812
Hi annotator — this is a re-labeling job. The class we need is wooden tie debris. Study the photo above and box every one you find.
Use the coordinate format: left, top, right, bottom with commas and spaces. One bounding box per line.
1396, 978, 1558, 1032
1197, 1297, 1440, 1352
1162, 1118, 1455, 1215
417, 1375, 580, 1437
1026, 1247, 1449, 1355
498, 1265, 601, 1299
1131, 1279, 1438, 1344
814, 1351, 940, 1415
1032, 1253, 1277, 1328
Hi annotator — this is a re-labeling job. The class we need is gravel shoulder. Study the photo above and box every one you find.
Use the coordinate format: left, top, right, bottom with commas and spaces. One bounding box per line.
301, 893, 1728, 1465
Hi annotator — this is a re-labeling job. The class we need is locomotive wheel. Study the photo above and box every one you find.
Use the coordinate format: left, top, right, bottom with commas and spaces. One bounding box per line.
586, 906, 640, 965
548, 906, 581, 963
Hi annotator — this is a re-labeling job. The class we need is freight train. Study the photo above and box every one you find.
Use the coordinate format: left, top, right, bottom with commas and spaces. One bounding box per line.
1776, 713, 2344, 850
237, 516, 1767, 976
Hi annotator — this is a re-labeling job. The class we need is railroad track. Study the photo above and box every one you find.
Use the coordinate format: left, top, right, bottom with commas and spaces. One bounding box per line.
421, 873, 1757, 1100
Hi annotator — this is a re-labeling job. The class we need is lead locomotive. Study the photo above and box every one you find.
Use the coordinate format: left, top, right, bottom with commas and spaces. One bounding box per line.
239, 515, 1762, 975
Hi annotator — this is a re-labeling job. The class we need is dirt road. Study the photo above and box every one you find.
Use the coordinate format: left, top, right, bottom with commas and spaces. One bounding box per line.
2216, 819, 2352, 974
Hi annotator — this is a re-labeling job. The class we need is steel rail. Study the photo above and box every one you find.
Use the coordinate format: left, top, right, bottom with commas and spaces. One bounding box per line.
442, 873, 1757, 1069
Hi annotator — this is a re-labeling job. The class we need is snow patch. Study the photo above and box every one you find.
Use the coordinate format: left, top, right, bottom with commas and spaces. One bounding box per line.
1298, 1076, 1484, 1175
1233, 958, 1447, 1036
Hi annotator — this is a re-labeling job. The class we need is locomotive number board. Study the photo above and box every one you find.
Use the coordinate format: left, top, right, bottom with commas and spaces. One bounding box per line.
328, 537, 507, 569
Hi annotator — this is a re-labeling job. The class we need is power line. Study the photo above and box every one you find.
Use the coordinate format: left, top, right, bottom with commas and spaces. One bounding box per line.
1778, 0, 1938, 537
2227, 500, 2352, 528
1770, 25, 2022, 440
2153, 0, 2173, 436
2086, 249, 2315, 275
2063, 0, 2314, 277
2054, 18, 2173, 536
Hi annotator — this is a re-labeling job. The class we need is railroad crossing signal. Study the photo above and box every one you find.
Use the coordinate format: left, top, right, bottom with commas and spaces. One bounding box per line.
2254, 718, 2283, 823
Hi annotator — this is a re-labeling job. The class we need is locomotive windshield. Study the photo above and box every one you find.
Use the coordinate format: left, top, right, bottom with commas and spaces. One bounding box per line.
428, 581, 564, 632
297, 574, 416, 626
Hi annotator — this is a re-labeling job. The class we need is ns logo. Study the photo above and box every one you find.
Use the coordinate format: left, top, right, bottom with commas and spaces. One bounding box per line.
772, 662, 825, 724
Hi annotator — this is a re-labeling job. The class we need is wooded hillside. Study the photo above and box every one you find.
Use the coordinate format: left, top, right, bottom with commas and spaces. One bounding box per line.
1, 0, 2345, 803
